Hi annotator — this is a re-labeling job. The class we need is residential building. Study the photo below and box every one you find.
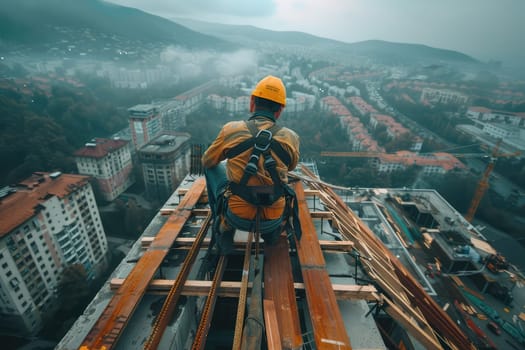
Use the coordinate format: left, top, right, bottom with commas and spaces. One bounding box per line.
74, 138, 135, 202
138, 133, 191, 202
207, 92, 312, 116
466, 106, 525, 127
207, 95, 250, 115
374, 151, 466, 174
174, 81, 217, 115
348, 96, 378, 116
482, 123, 519, 139
420, 88, 469, 106
0, 172, 108, 336
152, 99, 186, 132
128, 104, 163, 150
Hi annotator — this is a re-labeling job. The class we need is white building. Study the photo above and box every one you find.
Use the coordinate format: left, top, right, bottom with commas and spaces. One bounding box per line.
466, 106, 525, 127
420, 88, 469, 105
482, 123, 519, 139
0, 172, 108, 336
375, 152, 466, 174
128, 104, 163, 150
74, 138, 135, 202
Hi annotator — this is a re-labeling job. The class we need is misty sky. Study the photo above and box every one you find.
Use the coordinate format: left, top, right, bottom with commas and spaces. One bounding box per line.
106, 0, 525, 68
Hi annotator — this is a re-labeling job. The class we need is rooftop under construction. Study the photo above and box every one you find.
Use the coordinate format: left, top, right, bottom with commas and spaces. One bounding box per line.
57, 164, 525, 350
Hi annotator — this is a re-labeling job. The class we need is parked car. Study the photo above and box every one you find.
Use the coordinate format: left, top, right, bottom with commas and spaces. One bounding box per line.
487, 321, 501, 335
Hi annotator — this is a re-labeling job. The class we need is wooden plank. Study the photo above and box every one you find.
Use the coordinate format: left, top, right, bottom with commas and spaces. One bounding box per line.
294, 182, 352, 349
161, 207, 209, 216
264, 235, 303, 349
109, 279, 378, 300
310, 211, 333, 219
79, 178, 206, 350
263, 300, 283, 350
141, 237, 354, 251
177, 188, 320, 197
382, 297, 443, 350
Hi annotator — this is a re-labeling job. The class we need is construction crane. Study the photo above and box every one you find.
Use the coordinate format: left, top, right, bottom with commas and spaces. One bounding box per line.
320, 151, 384, 157
464, 140, 522, 222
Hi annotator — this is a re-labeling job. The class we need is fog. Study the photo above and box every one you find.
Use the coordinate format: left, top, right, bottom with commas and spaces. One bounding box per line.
160, 46, 258, 78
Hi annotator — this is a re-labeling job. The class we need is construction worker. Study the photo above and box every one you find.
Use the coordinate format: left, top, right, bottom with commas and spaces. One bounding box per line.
202, 75, 300, 255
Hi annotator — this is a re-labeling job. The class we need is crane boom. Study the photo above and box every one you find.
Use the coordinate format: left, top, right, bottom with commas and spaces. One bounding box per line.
464, 140, 521, 222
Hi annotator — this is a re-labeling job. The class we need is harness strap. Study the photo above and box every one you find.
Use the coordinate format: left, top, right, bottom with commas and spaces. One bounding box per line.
238, 124, 274, 186
225, 121, 291, 166
223, 119, 302, 240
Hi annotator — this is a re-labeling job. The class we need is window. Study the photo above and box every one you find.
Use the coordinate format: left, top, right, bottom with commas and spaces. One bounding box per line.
30, 242, 39, 254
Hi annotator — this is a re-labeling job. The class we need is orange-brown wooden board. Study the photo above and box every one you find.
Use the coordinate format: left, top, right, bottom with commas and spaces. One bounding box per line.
264, 235, 303, 349
79, 178, 206, 350
294, 182, 352, 349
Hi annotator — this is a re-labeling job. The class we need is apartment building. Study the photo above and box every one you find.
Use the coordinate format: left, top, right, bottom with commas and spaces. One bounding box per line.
420, 87, 469, 105
375, 151, 466, 174
138, 133, 191, 202
467, 106, 525, 127
128, 104, 163, 150
482, 123, 519, 139
74, 138, 135, 202
0, 172, 108, 336
152, 99, 186, 132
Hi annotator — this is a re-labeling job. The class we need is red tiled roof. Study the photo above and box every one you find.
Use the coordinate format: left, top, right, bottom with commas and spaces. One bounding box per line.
74, 138, 129, 159
379, 152, 466, 171
0, 173, 90, 236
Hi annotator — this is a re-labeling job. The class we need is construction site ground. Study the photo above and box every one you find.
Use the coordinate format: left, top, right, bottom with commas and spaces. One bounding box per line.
407, 235, 525, 350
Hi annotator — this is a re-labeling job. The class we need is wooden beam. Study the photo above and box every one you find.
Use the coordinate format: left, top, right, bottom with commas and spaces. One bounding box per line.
263, 300, 283, 350
79, 178, 207, 350
382, 297, 442, 350
176, 188, 320, 197
140, 237, 354, 251
160, 208, 209, 216
109, 278, 378, 300
310, 211, 333, 219
294, 182, 352, 349
264, 235, 303, 349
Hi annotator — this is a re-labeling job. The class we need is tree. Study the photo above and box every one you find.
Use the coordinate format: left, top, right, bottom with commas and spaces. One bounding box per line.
57, 264, 89, 314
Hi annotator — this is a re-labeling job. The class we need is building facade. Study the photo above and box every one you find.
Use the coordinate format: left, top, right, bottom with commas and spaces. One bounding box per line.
138, 133, 191, 202
420, 88, 469, 105
0, 172, 108, 336
74, 138, 135, 202
482, 123, 519, 139
152, 99, 186, 132
128, 104, 163, 150
375, 151, 466, 174
467, 106, 525, 127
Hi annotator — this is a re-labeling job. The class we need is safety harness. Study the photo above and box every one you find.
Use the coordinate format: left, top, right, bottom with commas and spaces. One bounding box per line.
224, 119, 302, 241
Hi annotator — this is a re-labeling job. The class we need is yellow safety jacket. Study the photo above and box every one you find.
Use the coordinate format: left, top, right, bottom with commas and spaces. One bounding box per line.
202, 113, 300, 220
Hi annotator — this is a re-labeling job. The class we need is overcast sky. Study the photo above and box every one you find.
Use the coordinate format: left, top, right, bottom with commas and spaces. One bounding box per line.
106, 0, 525, 68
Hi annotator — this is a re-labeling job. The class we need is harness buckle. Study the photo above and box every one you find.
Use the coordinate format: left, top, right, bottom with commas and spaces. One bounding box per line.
244, 162, 258, 175
254, 129, 273, 152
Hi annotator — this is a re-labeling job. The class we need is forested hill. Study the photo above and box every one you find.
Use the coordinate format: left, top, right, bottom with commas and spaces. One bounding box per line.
175, 18, 480, 66
0, 0, 235, 53
0, 78, 127, 186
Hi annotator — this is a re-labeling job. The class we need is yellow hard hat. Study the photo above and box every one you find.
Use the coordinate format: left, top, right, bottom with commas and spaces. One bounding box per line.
251, 75, 286, 106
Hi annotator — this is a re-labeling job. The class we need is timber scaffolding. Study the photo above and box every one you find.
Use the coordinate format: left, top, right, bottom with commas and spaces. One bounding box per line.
65, 165, 475, 350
